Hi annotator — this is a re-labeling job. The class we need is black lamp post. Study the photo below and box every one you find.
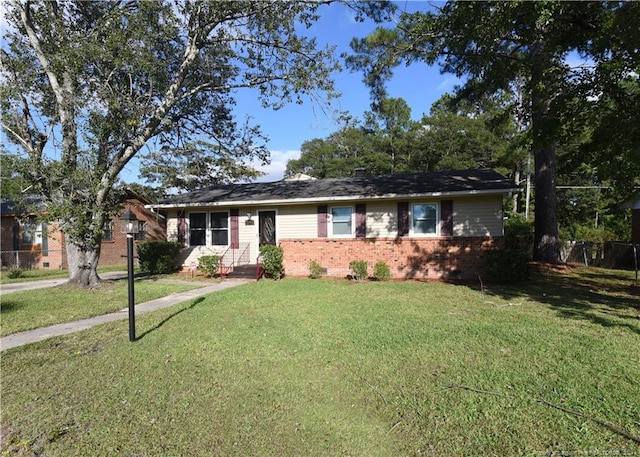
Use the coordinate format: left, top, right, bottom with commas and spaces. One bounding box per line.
120, 209, 139, 342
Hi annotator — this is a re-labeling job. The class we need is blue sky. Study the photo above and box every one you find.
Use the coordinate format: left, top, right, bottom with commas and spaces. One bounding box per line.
1, 2, 457, 184
233, 1, 458, 182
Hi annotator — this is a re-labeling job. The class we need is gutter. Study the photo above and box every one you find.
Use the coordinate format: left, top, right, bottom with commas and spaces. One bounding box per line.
146, 187, 521, 210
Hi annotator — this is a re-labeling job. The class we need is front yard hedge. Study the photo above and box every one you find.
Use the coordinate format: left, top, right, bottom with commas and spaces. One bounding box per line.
137, 241, 182, 274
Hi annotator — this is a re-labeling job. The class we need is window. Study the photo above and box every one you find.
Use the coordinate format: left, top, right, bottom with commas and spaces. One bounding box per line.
331, 206, 352, 236
189, 213, 206, 246
412, 203, 437, 235
20, 218, 42, 245
135, 221, 147, 241
210, 212, 229, 246
102, 221, 114, 241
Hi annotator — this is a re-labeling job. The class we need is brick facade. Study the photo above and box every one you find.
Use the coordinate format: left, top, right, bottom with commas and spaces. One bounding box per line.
280, 236, 504, 280
0, 196, 166, 270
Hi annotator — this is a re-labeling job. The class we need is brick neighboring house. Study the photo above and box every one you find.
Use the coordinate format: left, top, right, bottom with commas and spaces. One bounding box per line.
0, 189, 166, 270
148, 169, 519, 280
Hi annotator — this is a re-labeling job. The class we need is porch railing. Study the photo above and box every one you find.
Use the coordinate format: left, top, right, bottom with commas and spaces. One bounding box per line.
218, 243, 251, 275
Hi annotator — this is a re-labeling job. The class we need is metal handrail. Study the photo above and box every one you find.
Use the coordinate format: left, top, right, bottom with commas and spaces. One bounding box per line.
218, 243, 251, 276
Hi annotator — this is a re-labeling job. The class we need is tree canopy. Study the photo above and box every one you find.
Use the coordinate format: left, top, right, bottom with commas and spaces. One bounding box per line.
286, 95, 512, 181
1, 0, 392, 286
346, 1, 640, 262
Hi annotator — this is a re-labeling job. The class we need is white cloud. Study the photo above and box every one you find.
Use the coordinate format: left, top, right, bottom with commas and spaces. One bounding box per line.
437, 76, 459, 92
253, 149, 302, 182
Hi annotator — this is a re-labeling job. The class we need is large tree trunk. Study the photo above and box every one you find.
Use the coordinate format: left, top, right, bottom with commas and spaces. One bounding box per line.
530, 28, 561, 263
65, 239, 102, 287
532, 141, 561, 262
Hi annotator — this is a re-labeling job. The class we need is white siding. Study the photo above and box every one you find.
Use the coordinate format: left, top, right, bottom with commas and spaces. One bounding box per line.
165, 209, 179, 243
453, 196, 503, 237
239, 207, 258, 261
277, 204, 317, 239
179, 245, 226, 268
366, 201, 396, 238
163, 195, 504, 268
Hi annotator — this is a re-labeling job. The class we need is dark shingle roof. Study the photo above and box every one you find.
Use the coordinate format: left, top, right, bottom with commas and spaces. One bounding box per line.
0, 196, 46, 215
154, 168, 518, 207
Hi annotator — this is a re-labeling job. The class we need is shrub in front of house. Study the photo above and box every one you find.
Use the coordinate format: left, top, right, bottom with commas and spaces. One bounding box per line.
372, 261, 391, 281
7, 267, 24, 279
137, 241, 182, 274
259, 245, 284, 279
504, 213, 534, 258
349, 260, 368, 281
198, 255, 220, 278
485, 250, 530, 283
308, 260, 323, 279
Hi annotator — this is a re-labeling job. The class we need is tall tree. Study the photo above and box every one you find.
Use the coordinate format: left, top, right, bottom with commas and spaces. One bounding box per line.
347, 2, 639, 263
1, 0, 390, 286
286, 95, 511, 179
285, 125, 379, 179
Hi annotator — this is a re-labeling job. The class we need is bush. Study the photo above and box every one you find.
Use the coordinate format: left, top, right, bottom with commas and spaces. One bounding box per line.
198, 255, 220, 278
349, 260, 368, 281
308, 260, 323, 279
137, 241, 182, 274
504, 213, 534, 257
372, 261, 391, 281
259, 245, 284, 279
485, 250, 530, 283
6, 267, 24, 279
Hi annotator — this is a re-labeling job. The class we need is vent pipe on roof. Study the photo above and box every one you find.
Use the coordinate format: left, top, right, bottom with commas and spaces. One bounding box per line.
354, 167, 366, 177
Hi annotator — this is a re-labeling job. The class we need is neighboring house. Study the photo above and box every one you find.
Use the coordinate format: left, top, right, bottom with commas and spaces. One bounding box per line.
149, 169, 519, 280
0, 189, 166, 270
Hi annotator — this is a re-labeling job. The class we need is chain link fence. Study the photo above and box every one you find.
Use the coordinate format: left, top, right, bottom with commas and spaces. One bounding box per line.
1, 247, 129, 270
563, 241, 639, 282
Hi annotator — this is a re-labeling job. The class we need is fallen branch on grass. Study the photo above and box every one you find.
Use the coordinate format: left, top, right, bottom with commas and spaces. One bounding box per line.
442, 384, 640, 445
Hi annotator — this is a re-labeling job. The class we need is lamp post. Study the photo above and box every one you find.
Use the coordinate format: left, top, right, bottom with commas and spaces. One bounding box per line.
120, 209, 139, 342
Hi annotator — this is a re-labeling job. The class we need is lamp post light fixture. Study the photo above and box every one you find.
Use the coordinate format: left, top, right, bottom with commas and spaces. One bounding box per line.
120, 209, 139, 342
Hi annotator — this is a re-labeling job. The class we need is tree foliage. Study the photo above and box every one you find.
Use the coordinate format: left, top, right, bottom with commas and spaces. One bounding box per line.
286, 95, 511, 179
346, 1, 640, 262
1, 0, 390, 286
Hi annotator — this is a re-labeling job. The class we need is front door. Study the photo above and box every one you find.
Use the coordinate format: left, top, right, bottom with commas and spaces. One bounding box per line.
258, 211, 276, 246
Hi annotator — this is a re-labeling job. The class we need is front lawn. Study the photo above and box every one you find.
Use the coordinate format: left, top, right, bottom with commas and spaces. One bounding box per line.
1, 267, 639, 456
0, 278, 200, 336
0, 265, 129, 284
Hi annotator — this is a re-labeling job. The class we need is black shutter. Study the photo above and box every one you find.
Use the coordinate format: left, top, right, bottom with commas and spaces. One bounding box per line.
230, 208, 239, 248
440, 200, 453, 236
317, 205, 327, 238
397, 202, 409, 237
177, 210, 186, 246
355, 203, 366, 238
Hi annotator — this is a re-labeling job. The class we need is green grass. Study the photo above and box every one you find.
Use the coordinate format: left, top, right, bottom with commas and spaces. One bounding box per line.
0, 264, 129, 284
0, 278, 200, 336
1, 267, 639, 456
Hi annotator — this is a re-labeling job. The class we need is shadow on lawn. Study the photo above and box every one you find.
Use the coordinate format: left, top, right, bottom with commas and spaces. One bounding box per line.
0, 300, 26, 314
479, 266, 640, 335
137, 296, 205, 340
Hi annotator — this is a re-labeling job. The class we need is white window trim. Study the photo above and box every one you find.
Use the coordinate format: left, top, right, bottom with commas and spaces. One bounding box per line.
188, 212, 207, 246
209, 210, 230, 247
188, 211, 230, 247
20, 219, 43, 245
409, 202, 439, 237
329, 205, 355, 238
102, 221, 114, 242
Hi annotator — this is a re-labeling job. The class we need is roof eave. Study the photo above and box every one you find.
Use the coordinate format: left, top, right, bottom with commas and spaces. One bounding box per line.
147, 187, 520, 210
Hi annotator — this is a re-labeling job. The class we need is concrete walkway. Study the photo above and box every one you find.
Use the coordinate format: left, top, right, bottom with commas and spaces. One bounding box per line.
0, 271, 129, 295
0, 278, 251, 351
